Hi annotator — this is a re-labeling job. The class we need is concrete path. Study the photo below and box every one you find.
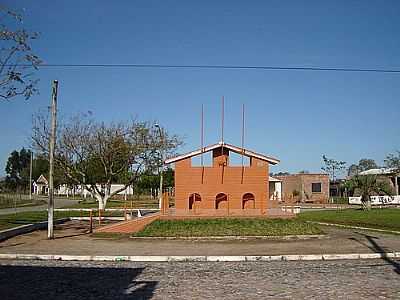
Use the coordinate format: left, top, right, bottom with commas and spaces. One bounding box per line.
0, 197, 80, 215
0, 259, 399, 299
1, 221, 399, 256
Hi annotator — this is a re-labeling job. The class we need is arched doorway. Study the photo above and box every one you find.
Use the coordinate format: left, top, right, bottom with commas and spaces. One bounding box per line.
242, 193, 255, 209
215, 193, 228, 209
188, 193, 201, 210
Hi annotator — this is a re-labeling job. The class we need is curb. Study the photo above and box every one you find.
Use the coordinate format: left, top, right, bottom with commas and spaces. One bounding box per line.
0, 218, 70, 242
129, 235, 326, 241
0, 252, 398, 262
307, 221, 400, 235
70, 217, 125, 221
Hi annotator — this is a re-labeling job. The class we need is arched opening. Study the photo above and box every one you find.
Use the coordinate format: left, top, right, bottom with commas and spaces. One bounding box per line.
215, 193, 228, 209
188, 193, 201, 210
242, 193, 255, 209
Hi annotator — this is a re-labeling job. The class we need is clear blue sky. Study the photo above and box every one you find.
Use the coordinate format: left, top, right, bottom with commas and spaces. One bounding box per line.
1, 0, 399, 177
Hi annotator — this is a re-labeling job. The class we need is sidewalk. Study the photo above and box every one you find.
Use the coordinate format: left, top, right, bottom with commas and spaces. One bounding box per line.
0, 220, 399, 257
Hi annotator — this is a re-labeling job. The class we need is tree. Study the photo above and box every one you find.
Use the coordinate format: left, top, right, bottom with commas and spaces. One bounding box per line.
345, 175, 393, 210
32, 113, 182, 209
136, 167, 175, 197
31, 155, 49, 181
298, 170, 309, 174
347, 164, 360, 177
270, 171, 290, 176
347, 158, 378, 177
384, 151, 400, 171
4, 148, 31, 191
321, 155, 346, 181
0, 6, 41, 100
358, 159, 378, 172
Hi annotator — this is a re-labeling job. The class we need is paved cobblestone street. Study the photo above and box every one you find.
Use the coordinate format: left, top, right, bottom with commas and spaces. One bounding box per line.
0, 259, 399, 299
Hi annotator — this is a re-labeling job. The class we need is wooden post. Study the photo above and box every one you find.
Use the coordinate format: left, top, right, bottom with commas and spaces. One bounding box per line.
48, 80, 58, 240
14, 193, 17, 215
29, 151, 33, 201
124, 200, 127, 221
227, 194, 229, 216
89, 210, 93, 233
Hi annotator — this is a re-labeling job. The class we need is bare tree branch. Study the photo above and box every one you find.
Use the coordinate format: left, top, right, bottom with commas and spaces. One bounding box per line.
0, 6, 41, 101
32, 112, 182, 209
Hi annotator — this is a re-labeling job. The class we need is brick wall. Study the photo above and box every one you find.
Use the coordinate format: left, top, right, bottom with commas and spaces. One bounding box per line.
276, 174, 329, 203
173, 149, 272, 216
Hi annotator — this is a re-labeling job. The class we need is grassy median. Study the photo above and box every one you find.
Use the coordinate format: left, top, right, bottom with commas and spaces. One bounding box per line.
298, 208, 400, 232
133, 218, 323, 237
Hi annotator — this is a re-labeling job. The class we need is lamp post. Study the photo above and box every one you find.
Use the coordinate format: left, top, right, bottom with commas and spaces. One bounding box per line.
154, 124, 164, 210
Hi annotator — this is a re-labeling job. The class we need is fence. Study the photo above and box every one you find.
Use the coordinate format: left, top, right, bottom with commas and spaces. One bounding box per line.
349, 195, 400, 205
0, 193, 45, 210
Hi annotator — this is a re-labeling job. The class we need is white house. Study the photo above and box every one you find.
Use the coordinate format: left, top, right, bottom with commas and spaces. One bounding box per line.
349, 167, 400, 205
33, 174, 135, 198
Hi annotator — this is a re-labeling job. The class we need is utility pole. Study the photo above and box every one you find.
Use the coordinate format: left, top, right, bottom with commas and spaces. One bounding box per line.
29, 151, 33, 201
48, 80, 58, 239
155, 124, 164, 210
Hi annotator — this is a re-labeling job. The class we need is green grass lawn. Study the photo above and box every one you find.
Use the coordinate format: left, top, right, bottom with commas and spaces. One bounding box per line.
0, 210, 125, 231
133, 218, 323, 237
298, 208, 400, 232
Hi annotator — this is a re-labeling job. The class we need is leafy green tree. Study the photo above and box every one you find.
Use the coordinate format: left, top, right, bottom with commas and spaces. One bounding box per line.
384, 151, 400, 171
163, 167, 174, 187
4, 148, 31, 191
345, 175, 393, 210
270, 171, 290, 176
347, 158, 378, 177
136, 167, 174, 196
31, 155, 49, 181
358, 159, 378, 172
321, 155, 346, 181
0, 6, 41, 100
298, 170, 309, 174
347, 164, 360, 177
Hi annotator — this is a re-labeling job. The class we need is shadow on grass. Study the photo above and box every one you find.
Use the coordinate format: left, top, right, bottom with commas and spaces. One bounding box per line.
350, 232, 400, 275
0, 265, 157, 299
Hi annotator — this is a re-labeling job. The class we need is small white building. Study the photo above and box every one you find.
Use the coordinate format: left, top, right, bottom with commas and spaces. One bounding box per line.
33, 174, 49, 195
32, 174, 135, 197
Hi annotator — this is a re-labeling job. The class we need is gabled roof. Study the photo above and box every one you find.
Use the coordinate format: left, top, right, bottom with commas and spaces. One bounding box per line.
165, 142, 280, 165
36, 174, 48, 184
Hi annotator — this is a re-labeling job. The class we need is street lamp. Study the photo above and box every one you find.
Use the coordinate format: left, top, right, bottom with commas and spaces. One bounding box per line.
154, 123, 164, 210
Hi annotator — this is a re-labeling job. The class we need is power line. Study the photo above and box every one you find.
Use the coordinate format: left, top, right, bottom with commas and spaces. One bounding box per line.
6, 63, 400, 73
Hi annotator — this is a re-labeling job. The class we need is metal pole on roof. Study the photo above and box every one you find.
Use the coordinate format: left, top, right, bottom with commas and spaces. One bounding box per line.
201, 104, 204, 184
241, 104, 245, 184
241, 103, 245, 165
221, 96, 225, 144
201, 104, 204, 167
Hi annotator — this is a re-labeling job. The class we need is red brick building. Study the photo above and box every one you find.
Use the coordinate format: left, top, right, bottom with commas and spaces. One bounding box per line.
164, 142, 290, 217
